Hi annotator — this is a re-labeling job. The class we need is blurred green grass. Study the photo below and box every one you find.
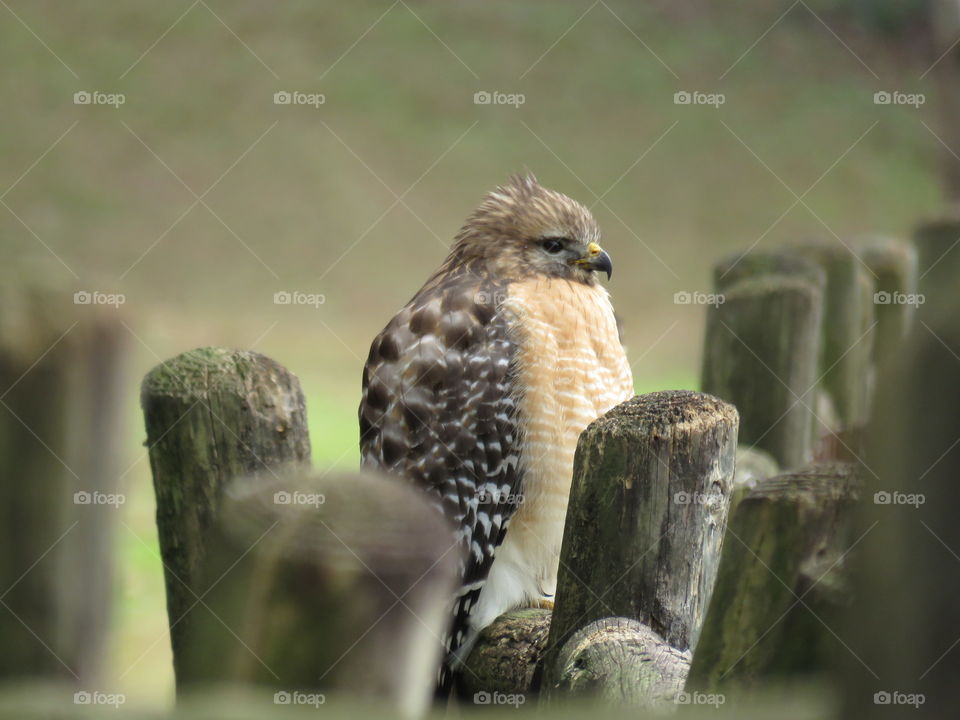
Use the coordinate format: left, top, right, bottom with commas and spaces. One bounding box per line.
0, 0, 943, 709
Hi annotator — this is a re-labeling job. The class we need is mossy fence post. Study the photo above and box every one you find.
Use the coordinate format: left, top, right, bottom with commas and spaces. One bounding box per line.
141, 347, 311, 691
688, 463, 860, 692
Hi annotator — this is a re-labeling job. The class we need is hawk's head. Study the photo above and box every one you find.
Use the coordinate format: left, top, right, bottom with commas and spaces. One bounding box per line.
453, 174, 612, 284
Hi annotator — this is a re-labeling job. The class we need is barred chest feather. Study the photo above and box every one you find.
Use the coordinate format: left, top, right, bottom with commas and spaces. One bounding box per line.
465, 276, 634, 635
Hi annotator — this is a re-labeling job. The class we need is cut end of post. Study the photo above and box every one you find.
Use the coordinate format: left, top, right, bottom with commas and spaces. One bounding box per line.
584, 390, 739, 439
141, 346, 292, 402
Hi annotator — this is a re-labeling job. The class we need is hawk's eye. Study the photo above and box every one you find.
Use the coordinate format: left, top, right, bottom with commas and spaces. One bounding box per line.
540, 238, 565, 254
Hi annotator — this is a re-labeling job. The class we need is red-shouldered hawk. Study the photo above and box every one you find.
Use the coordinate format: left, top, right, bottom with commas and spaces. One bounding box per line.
358, 174, 634, 692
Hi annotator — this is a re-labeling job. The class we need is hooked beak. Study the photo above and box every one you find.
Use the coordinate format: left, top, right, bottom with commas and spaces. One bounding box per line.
573, 242, 613, 280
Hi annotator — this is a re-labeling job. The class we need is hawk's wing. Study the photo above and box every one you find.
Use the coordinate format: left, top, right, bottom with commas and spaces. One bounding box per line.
359, 270, 523, 690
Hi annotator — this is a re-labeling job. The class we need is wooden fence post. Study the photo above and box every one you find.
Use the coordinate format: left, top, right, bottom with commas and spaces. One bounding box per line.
140, 347, 311, 689
914, 214, 960, 321
179, 468, 461, 718
702, 275, 822, 468
0, 286, 128, 685
541, 391, 738, 699
851, 235, 917, 370
929, 0, 960, 202
713, 248, 826, 294
688, 462, 859, 694
841, 226, 960, 718
788, 241, 875, 432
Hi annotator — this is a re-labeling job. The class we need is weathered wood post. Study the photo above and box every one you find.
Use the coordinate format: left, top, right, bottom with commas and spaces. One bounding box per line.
541, 391, 739, 702
914, 214, 960, 321
929, 0, 960, 202
787, 241, 875, 434
841, 230, 960, 718
141, 347, 311, 689
702, 274, 823, 468
851, 235, 917, 370
0, 284, 129, 685
180, 468, 461, 718
688, 462, 859, 693
713, 247, 826, 293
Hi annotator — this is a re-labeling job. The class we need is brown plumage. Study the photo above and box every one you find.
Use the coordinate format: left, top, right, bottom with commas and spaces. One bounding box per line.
359, 174, 633, 693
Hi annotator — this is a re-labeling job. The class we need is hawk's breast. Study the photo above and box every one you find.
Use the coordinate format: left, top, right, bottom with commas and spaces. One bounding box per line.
499, 276, 634, 595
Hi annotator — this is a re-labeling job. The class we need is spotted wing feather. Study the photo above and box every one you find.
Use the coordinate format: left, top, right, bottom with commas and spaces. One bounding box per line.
359, 271, 522, 691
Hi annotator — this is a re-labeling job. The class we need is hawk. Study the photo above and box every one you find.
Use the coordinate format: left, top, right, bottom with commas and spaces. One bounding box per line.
358, 174, 634, 691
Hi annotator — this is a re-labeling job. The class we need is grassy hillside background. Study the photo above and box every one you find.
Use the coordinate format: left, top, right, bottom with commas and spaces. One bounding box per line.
0, 0, 946, 708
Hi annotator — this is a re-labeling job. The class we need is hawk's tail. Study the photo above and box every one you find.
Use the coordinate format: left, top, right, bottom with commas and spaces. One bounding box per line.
435, 584, 484, 698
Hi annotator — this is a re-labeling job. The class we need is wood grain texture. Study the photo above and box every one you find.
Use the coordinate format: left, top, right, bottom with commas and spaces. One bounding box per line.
550, 617, 690, 708
458, 608, 552, 698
